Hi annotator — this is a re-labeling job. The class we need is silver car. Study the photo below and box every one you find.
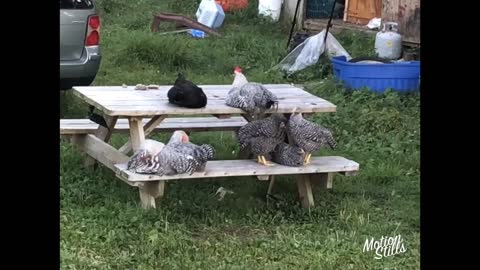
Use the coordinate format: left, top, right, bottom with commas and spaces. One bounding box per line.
60, 0, 101, 90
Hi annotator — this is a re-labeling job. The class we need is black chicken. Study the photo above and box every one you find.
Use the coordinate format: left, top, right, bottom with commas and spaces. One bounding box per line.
87, 105, 110, 131
167, 73, 207, 108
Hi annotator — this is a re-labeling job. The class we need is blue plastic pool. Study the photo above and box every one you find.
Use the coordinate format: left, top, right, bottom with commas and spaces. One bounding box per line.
331, 56, 420, 93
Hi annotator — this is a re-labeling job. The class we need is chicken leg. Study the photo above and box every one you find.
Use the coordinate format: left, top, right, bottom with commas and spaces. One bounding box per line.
258, 155, 274, 166
304, 153, 312, 164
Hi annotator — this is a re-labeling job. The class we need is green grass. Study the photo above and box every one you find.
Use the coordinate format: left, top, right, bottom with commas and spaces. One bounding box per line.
60, 0, 420, 269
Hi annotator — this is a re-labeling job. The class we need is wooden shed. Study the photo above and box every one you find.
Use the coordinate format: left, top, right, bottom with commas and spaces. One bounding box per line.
282, 0, 420, 46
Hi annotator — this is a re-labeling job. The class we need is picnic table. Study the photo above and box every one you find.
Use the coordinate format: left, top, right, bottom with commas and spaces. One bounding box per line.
62, 84, 359, 209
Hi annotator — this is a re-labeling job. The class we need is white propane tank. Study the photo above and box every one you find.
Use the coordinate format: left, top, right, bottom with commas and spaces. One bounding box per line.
195, 0, 225, 29
258, 0, 283, 22
374, 22, 403, 60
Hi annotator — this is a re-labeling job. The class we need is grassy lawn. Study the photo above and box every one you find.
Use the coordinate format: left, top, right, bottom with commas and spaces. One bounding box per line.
60, 0, 420, 269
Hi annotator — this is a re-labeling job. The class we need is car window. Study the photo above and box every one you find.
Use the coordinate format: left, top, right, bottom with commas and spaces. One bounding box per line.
60, 0, 94, 9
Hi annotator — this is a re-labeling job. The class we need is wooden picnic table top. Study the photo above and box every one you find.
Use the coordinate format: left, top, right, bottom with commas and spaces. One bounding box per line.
72, 84, 337, 117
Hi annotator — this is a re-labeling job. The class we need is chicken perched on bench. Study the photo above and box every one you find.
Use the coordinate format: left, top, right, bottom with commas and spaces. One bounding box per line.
237, 114, 287, 166
287, 108, 337, 164
135, 130, 215, 175
167, 73, 207, 108
272, 142, 306, 167
225, 66, 279, 119
127, 139, 165, 173
164, 130, 215, 172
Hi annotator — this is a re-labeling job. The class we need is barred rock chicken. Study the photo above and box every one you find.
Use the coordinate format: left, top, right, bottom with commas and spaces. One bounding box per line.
237, 114, 287, 166
287, 108, 337, 164
225, 66, 279, 118
134, 131, 215, 176
272, 142, 306, 167
165, 130, 215, 172
168, 73, 207, 108
127, 139, 165, 173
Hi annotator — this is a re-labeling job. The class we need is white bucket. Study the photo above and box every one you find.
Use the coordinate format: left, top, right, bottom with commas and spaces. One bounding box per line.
258, 0, 283, 22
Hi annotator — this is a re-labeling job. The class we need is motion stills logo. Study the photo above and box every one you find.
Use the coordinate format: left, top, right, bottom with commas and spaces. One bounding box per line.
363, 234, 407, 259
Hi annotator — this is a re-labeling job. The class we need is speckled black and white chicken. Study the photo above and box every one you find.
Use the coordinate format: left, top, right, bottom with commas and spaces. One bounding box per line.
272, 142, 306, 167
127, 139, 165, 173
237, 114, 287, 166
134, 130, 215, 175
225, 66, 279, 118
165, 130, 215, 172
287, 108, 337, 164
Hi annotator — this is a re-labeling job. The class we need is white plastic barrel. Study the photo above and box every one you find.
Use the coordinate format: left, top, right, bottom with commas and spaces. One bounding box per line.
258, 0, 283, 22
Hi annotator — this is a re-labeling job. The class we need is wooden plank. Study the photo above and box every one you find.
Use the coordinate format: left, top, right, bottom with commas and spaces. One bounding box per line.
95, 105, 335, 117
296, 175, 314, 208
114, 156, 360, 182
84, 115, 118, 168
77, 97, 334, 107
72, 88, 326, 99
79, 89, 318, 99
119, 115, 167, 155
60, 117, 248, 134
72, 85, 337, 117
91, 99, 333, 107
304, 19, 378, 34
71, 134, 129, 171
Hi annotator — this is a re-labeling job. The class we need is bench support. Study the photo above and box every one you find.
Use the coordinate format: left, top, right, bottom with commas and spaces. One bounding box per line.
139, 181, 165, 209
267, 176, 276, 195
84, 115, 118, 169
72, 134, 130, 171
296, 175, 315, 208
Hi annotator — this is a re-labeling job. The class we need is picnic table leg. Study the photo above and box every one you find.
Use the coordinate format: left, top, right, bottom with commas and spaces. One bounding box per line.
119, 115, 167, 155
84, 115, 118, 168
267, 176, 276, 195
128, 116, 165, 209
139, 181, 165, 209
296, 175, 315, 208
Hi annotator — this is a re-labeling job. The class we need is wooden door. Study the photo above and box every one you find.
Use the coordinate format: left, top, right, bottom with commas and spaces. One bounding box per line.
346, 0, 382, 25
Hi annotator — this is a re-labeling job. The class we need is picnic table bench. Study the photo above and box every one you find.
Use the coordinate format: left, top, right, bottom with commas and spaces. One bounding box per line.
62, 84, 360, 209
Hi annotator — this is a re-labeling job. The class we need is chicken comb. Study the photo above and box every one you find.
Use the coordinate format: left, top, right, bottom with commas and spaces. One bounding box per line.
234, 66, 242, 73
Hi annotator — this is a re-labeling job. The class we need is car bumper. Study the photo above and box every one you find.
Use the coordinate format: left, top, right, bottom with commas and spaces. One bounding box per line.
60, 46, 101, 79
